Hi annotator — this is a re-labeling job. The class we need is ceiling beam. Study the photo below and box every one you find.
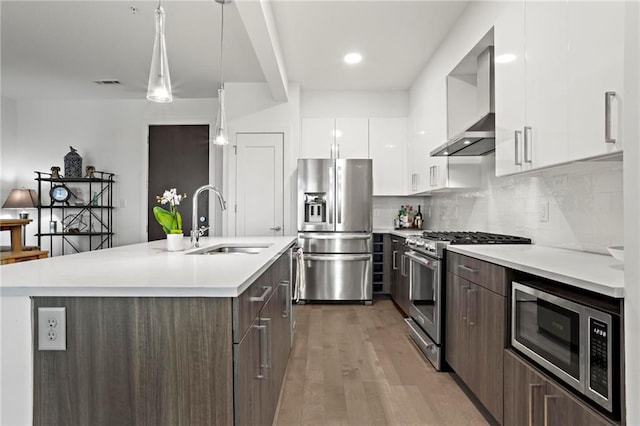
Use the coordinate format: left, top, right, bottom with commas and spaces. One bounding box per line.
234, 0, 288, 102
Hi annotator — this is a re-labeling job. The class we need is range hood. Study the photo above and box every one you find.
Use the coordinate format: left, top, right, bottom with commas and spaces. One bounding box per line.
431, 46, 495, 157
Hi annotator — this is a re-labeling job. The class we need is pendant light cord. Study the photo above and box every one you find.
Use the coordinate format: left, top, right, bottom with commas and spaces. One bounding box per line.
219, 3, 225, 90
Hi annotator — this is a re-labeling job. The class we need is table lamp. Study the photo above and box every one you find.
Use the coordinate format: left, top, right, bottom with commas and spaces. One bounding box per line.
2, 188, 37, 246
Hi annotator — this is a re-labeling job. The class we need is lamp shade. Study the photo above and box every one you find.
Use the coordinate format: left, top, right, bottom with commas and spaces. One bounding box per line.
2, 189, 37, 209
147, 4, 173, 103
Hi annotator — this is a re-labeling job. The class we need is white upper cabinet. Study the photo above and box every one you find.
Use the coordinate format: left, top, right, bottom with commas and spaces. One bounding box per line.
300, 118, 369, 159
300, 118, 335, 159
567, 1, 624, 158
334, 118, 369, 158
495, 0, 626, 176
369, 118, 407, 196
494, 1, 526, 176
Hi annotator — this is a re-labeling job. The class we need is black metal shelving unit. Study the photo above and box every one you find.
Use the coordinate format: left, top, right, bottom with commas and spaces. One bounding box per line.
35, 171, 115, 256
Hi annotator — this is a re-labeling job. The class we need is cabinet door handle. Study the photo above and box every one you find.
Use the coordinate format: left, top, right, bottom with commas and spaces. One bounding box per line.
515, 130, 523, 166
605, 91, 616, 143
457, 265, 477, 274
528, 384, 543, 426
432, 166, 438, 187
543, 394, 561, 426
250, 286, 272, 302
255, 324, 267, 380
467, 288, 477, 326
524, 126, 533, 163
280, 281, 290, 318
415, 173, 419, 190
461, 286, 468, 324
392, 250, 398, 270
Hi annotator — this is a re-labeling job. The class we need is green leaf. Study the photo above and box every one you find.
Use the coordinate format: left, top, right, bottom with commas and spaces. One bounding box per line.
153, 206, 176, 234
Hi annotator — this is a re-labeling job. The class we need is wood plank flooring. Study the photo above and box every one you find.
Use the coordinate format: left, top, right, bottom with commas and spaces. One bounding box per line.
274, 298, 489, 426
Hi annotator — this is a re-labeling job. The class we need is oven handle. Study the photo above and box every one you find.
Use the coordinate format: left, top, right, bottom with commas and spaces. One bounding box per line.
405, 251, 439, 270
304, 254, 372, 262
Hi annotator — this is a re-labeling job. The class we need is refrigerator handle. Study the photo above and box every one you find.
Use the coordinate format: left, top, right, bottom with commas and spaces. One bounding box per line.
336, 163, 342, 225
328, 165, 334, 224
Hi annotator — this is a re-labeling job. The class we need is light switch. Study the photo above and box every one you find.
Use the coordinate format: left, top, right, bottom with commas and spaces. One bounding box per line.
539, 201, 549, 222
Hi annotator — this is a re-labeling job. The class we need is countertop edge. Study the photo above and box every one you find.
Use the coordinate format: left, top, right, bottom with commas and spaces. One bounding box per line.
446, 246, 624, 299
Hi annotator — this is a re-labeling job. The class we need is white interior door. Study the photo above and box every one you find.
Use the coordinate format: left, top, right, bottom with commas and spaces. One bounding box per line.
234, 133, 284, 236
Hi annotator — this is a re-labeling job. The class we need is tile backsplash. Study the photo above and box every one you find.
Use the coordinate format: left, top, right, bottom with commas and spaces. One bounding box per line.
424, 155, 623, 254
373, 196, 427, 229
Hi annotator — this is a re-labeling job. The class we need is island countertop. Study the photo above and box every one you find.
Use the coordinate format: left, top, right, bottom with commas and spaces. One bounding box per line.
0, 236, 296, 297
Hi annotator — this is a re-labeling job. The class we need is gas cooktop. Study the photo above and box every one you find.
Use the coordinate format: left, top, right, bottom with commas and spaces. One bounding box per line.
422, 231, 532, 245
406, 231, 531, 258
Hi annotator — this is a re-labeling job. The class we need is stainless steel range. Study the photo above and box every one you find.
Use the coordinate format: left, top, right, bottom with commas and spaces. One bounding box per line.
404, 231, 531, 370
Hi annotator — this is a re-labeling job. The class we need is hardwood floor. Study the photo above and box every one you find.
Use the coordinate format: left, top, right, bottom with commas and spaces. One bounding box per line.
274, 298, 489, 426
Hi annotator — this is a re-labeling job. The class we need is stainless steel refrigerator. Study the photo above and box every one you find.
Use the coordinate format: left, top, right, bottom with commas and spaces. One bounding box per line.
297, 158, 373, 303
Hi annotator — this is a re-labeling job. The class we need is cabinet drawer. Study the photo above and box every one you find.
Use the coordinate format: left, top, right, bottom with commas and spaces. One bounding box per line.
447, 252, 507, 296
233, 268, 273, 343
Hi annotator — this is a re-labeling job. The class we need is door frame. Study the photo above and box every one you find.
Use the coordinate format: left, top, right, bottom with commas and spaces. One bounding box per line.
224, 124, 295, 237
142, 117, 224, 242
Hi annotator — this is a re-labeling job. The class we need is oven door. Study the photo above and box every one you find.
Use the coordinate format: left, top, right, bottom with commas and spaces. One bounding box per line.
512, 282, 584, 391
406, 251, 441, 344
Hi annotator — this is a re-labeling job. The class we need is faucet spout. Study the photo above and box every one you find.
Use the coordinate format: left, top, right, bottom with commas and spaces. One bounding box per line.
191, 184, 227, 248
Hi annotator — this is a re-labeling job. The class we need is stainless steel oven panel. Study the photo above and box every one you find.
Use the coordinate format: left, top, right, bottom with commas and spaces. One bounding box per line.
406, 251, 441, 344
299, 253, 372, 301
586, 307, 613, 412
406, 318, 441, 370
298, 233, 372, 254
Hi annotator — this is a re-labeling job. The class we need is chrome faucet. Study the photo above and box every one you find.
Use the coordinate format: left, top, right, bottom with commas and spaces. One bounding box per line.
191, 184, 227, 248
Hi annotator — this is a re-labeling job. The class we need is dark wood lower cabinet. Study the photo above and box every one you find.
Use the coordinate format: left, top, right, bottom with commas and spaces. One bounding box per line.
504, 350, 613, 426
33, 297, 234, 426
445, 258, 506, 424
33, 251, 293, 426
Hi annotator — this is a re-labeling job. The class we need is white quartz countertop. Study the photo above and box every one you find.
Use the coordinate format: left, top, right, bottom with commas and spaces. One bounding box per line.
0, 236, 296, 297
446, 245, 624, 298
373, 228, 423, 238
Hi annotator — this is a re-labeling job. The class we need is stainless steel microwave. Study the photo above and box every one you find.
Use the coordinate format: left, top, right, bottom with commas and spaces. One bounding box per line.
511, 281, 616, 413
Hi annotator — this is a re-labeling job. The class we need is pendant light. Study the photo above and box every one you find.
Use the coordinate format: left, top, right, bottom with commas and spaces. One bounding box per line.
147, 0, 173, 103
213, 0, 231, 145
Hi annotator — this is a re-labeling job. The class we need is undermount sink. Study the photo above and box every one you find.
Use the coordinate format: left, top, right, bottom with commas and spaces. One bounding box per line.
188, 243, 272, 255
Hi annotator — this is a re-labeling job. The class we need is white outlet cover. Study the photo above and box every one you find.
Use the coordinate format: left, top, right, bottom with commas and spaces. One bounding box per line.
38, 307, 66, 351
539, 201, 549, 222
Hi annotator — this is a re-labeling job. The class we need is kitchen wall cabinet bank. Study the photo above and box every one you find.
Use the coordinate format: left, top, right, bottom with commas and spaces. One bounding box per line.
504, 350, 615, 426
300, 117, 408, 195
445, 252, 507, 423
32, 252, 292, 426
494, 1, 625, 176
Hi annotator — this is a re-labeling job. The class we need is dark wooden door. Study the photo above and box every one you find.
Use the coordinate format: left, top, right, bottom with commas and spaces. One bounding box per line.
148, 125, 209, 241
504, 350, 546, 426
445, 273, 469, 376
467, 284, 505, 423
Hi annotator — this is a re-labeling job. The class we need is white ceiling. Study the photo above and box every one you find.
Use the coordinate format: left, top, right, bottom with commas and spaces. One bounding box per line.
1, 0, 469, 101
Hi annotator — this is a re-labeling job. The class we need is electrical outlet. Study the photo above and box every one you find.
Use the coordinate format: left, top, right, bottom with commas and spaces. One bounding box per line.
539, 201, 549, 222
38, 307, 66, 351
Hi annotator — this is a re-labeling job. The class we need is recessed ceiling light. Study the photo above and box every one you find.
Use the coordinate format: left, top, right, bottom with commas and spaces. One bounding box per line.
495, 54, 517, 64
463, 140, 471, 145
344, 52, 362, 65
443, 151, 449, 155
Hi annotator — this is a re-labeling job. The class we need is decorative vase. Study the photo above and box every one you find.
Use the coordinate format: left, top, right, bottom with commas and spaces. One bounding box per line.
64, 146, 82, 178
166, 233, 184, 252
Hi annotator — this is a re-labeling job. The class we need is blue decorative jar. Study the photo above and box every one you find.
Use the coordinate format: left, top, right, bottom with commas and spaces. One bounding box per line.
64, 146, 82, 178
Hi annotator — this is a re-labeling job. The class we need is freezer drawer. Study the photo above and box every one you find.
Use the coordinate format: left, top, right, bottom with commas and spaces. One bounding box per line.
299, 253, 372, 301
298, 233, 372, 254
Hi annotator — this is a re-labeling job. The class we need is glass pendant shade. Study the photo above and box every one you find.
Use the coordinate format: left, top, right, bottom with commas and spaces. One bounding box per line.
147, 5, 173, 103
213, 87, 229, 145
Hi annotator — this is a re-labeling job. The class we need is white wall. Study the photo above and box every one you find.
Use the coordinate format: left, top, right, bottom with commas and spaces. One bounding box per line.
225, 82, 300, 236
0, 98, 218, 254
623, 1, 640, 424
301, 90, 409, 118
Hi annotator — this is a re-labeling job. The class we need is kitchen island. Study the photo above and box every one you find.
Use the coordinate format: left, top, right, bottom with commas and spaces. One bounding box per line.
0, 236, 296, 426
